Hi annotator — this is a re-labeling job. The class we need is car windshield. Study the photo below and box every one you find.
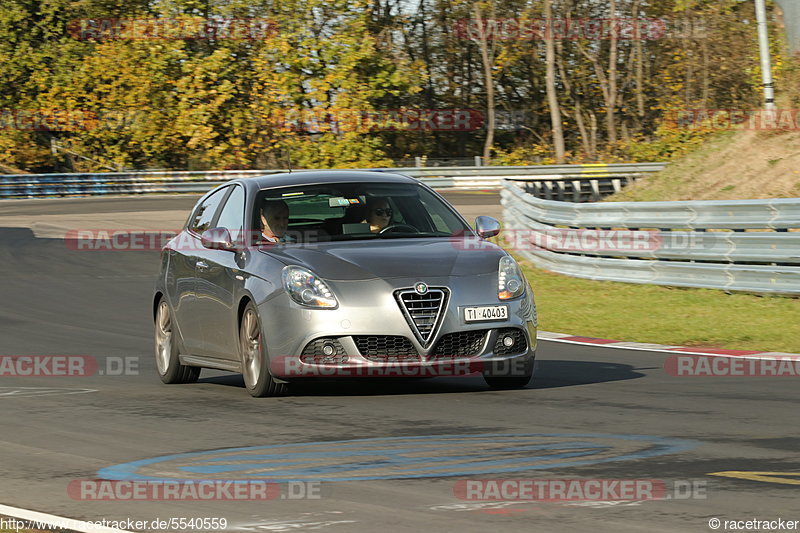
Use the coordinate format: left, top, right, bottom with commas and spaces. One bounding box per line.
254, 181, 473, 243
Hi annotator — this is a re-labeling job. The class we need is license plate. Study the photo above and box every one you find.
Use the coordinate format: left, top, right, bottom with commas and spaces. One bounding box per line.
464, 305, 508, 322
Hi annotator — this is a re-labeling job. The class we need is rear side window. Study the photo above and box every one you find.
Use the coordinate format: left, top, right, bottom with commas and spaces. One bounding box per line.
189, 187, 228, 234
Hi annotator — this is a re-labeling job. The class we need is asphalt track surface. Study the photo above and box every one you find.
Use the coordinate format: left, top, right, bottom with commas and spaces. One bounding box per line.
0, 192, 798, 533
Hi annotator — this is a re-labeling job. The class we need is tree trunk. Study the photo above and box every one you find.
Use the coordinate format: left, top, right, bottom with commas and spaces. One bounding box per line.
545, 0, 566, 163
633, 0, 645, 122
474, 4, 495, 164
574, 107, 591, 158
701, 39, 710, 108
606, 0, 618, 146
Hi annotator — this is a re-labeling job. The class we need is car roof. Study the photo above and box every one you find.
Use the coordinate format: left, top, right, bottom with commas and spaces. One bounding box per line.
242, 170, 419, 190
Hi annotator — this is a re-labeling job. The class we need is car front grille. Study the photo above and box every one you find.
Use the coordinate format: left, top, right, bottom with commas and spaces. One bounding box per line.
395, 288, 449, 346
300, 337, 349, 364
431, 330, 488, 358
354, 336, 420, 362
493, 328, 528, 356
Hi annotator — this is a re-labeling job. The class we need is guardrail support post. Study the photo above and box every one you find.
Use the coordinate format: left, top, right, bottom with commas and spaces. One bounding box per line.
555, 181, 566, 202
590, 180, 601, 201
571, 180, 582, 202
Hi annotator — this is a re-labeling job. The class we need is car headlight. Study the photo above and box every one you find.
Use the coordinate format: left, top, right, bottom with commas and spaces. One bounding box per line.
498, 256, 525, 300
282, 266, 338, 308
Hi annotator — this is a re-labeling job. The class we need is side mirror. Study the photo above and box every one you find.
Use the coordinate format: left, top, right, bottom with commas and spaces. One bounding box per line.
201, 227, 235, 251
475, 216, 501, 239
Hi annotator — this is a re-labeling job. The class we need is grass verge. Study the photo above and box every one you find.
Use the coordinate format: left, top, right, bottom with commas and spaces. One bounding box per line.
517, 259, 800, 353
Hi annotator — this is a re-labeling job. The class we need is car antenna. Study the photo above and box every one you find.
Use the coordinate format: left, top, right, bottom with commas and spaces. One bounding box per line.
285, 146, 292, 173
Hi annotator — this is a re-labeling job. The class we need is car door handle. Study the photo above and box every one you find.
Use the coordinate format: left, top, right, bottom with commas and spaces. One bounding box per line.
196, 261, 209, 270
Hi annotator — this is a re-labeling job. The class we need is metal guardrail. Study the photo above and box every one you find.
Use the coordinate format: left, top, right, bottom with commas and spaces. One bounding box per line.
0, 163, 667, 199
503, 180, 800, 230
502, 180, 800, 295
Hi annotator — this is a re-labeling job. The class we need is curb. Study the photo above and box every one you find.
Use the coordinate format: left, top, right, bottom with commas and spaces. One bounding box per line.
537, 331, 800, 359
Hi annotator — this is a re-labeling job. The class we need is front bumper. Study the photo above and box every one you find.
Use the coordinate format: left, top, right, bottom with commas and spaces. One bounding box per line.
260, 274, 537, 380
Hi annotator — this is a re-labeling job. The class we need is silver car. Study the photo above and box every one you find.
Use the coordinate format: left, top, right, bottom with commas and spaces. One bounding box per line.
153, 171, 537, 396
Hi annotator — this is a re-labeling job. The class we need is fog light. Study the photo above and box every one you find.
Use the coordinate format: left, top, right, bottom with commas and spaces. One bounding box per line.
502, 335, 515, 348
322, 343, 336, 356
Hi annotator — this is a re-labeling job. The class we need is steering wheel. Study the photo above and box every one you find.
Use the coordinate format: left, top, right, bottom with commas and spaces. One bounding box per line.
378, 223, 419, 235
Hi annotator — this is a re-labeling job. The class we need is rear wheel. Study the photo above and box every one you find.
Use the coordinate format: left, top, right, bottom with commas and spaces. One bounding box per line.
239, 302, 288, 397
154, 299, 200, 384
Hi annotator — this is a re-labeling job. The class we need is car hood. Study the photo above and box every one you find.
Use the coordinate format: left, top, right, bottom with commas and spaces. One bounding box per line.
260, 238, 506, 280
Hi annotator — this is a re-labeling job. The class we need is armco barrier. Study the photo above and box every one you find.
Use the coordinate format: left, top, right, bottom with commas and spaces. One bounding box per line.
502, 180, 800, 295
0, 163, 666, 199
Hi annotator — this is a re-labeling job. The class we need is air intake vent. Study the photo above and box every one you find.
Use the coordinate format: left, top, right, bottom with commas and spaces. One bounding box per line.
431, 330, 488, 358
354, 336, 419, 362
395, 288, 449, 347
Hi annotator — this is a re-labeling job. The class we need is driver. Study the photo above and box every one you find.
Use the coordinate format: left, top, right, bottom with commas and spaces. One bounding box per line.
364, 197, 393, 233
260, 200, 295, 243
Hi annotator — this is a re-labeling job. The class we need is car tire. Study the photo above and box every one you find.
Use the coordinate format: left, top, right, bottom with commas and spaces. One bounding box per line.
154, 299, 201, 384
482, 358, 534, 390
239, 302, 288, 397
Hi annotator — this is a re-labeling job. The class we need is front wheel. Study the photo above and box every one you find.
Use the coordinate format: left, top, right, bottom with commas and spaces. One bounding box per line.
154, 299, 200, 384
239, 302, 288, 397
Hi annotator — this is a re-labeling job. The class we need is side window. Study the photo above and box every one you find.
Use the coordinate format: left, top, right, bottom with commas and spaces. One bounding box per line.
189, 187, 228, 234
215, 186, 245, 240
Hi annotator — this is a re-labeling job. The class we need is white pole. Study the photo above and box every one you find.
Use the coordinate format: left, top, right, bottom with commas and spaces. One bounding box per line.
755, 0, 776, 110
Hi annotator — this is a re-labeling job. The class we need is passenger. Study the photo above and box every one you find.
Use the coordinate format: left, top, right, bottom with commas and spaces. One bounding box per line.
364, 197, 393, 233
260, 200, 295, 243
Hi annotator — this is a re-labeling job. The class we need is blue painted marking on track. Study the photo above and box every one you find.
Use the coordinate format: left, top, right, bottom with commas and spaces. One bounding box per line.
179, 442, 606, 469
177, 449, 606, 476
97, 433, 698, 482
